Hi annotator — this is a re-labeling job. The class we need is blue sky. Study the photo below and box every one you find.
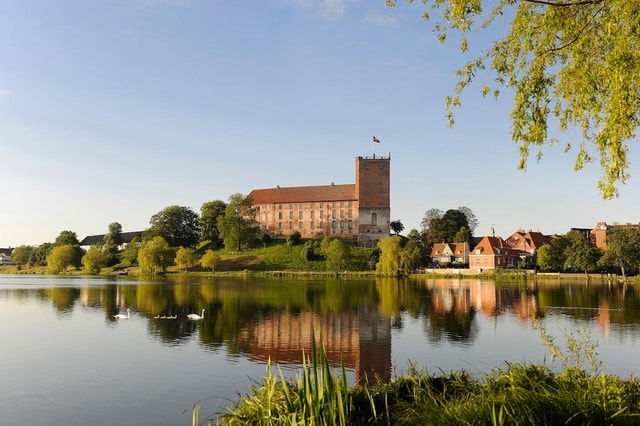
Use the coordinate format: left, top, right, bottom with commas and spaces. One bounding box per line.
1, 0, 638, 247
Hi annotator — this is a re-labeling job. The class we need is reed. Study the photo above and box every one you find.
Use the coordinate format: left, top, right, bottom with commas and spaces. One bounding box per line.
198, 326, 640, 425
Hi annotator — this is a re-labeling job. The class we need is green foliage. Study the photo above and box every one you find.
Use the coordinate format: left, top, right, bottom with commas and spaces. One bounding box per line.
390, 220, 404, 235
200, 249, 221, 271
218, 193, 259, 252
199, 199, 226, 243
376, 236, 420, 277
420, 207, 475, 248
387, 0, 640, 198
563, 230, 602, 276
598, 227, 640, 279
286, 231, 302, 246
119, 237, 140, 267
216, 324, 640, 425
175, 246, 199, 272
46, 244, 83, 274
103, 222, 123, 266
324, 239, 348, 271
82, 246, 107, 274
147, 205, 201, 248
54, 230, 80, 246
34, 242, 53, 266
138, 236, 175, 274
11, 245, 34, 266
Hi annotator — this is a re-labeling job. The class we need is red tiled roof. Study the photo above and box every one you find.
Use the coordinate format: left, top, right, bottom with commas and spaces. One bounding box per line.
248, 184, 356, 205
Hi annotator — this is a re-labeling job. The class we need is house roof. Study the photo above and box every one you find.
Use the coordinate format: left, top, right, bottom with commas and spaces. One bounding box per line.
506, 230, 552, 251
0, 248, 13, 256
79, 231, 143, 246
430, 242, 468, 257
248, 183, 357, 205
471, 236, 523, 256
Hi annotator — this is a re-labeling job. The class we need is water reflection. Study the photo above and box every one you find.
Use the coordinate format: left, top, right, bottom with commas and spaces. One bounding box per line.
3, 275, 639, 383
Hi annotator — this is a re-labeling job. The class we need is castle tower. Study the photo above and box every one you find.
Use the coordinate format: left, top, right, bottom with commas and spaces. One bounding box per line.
356, 155, 390, 246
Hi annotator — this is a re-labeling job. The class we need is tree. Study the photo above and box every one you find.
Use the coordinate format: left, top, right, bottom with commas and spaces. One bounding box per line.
286, 231, 302, 246
200, 249, 221, 272
376, 236, 403, 276
138, 236, 175, 274
598, 227, 640, 280
11, 245, 34, 266
103, 222, 123, 266
563, 230, 602, 277
55, 230, 80, 246
388, 0, 640, 199
421, 208, 472, 246
217, 193, 258, 252
324, 239, 348, 271
200, 200, 227, 244
147, 205, 201, 248
82, 247, 107, 274
120, 236, 141, 267
34, 243, 53, 266
536, 243, 564, 272
175, 246, 199, 272
390, 220, 405, 235
46, 245, 79, 274
457, 206, 478, 234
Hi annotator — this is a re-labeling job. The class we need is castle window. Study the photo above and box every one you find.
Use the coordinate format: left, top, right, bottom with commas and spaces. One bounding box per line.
279, 205, 282, 210
348, 220, 353, 229
340, 201, 344, 208
299, 221, 303, 229
278, 222, 282, 229
266, 224, 270, 230
289, 204, 293, 209
289, 222, 292, 229
310, 221, 314, 229
340, 220, 344, 229
310, 211, 314, 219
320, 211, 324, 218
340, 210, 344, 219
319, 221, 324, 229
310, 203, 314, 208
332, 202, 336, 208
299, 211, 303, 219
278, 212, 282, 220
289, 211, 293, 219
332, 221, 337, 229
332, 211, 336, 219
320, 202, 324, 208
348, 210, 352, 218
371, 213, 378, 226
348, 201, 352, 207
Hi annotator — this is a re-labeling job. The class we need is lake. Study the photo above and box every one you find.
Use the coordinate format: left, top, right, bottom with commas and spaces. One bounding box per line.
2, 274, 640, 425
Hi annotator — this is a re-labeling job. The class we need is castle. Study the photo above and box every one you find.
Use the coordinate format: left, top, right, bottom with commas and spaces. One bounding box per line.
248, 155, 390, 247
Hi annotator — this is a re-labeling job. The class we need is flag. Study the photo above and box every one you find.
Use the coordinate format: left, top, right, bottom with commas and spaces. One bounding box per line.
373, 136, 381, 143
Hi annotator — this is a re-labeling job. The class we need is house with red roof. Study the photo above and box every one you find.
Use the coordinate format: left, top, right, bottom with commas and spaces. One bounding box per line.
430, 242, 469, 266
248, 155, 390, 247
469, 236, 527, 271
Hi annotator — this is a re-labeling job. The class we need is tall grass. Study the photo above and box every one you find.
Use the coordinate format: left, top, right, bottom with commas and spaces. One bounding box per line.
194, 326, 640, 425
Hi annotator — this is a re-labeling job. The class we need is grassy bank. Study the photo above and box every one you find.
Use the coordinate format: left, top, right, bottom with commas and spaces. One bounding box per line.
200, 327, 640, 426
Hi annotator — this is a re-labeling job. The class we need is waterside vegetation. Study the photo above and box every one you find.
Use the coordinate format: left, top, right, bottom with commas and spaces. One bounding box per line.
202, 325, 640, 425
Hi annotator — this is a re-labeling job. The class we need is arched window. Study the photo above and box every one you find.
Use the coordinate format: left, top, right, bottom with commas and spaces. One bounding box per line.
371, 212, 378, 226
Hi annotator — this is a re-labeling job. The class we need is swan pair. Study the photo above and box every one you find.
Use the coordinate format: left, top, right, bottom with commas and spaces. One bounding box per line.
187, 309, 205, 320
113, 308, 130, 319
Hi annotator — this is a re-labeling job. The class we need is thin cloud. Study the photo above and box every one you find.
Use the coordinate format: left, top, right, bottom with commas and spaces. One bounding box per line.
0, 89, 14, 96
286, 0, 352, 21
362, 11, 400, 27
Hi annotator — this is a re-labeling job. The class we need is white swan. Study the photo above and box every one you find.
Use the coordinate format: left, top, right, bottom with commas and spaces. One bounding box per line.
187, 309, 205, 320
113, 308, 130, 319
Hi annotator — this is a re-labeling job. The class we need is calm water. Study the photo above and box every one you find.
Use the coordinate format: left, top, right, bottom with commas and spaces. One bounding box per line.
2, 274, 640, 425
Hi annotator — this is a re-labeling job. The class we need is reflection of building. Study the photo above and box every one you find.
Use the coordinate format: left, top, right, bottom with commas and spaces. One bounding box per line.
236, 309, 391, 383
248, 155, 390, 247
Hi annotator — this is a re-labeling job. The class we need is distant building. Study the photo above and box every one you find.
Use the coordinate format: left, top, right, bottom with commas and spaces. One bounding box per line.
248, 155, 390, 247
78, 231, 143, 250
0, 248, 15, 265
589, 221, 640, 249
469, 236, 526, 270
430, 242, 469, 266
